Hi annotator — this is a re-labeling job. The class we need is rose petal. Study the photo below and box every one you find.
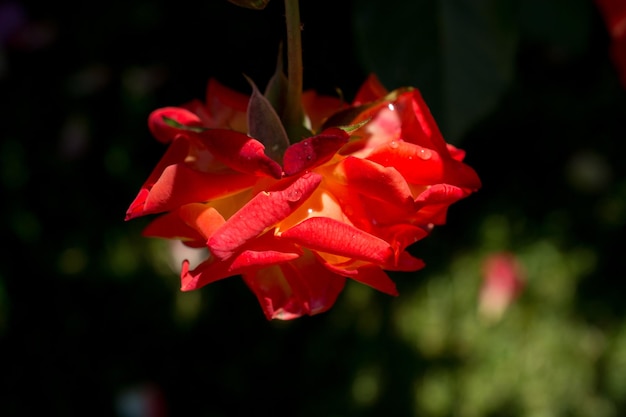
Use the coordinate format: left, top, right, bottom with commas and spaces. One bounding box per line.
182, 78, 249, 132
126, 188, 152, 221
132, 163, 257, 217
414, 184, 471, 225
367, 140, 481, 190
280, 217, 395, 265
349, 265, 399, 296
447, 143, 466, 161
181, 233, 302, 291
283, 127, 349, 176
205, 78, 250, 114
230, 234, 302, 271
208, 172, 323, 260
374, 223, 429, 254
231, 249, 301, 271
243, 250, 346, 320
148, 107, 204, 143
142, 211, 207, 247
178, 204, 226, 239
301, 91, 346, 133
351, 90, 451, 158
193, 129, 283, 179
355, 194, 417, 230
181, 258, 233, 291
142, 204, 226, 246
388, 250, 426, 271
352, 74, 389, 106
596, 0, 626, 38
334, 156, 414, 209
387, 90, 451, 157
126, 137, 191, 220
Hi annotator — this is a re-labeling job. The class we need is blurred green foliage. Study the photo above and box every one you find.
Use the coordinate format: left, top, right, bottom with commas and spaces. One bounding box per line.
1, 0, 625, 416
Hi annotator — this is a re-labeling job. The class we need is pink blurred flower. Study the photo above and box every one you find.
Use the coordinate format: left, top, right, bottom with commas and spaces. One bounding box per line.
479, 252, 525, 321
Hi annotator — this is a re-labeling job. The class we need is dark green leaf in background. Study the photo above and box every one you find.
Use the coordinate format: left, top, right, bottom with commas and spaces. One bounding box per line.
353, 0, 519, 142
353, 0, 594, 142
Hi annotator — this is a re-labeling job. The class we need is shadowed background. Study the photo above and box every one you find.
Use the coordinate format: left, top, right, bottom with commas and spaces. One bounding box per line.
1, 0, 625, 416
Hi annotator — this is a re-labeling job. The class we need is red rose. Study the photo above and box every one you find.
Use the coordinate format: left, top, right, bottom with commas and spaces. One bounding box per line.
596, 0, 626, 88
126, 75, 481, 320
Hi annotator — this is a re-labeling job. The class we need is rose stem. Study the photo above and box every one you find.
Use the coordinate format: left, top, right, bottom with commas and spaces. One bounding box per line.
283, 0, 303, 140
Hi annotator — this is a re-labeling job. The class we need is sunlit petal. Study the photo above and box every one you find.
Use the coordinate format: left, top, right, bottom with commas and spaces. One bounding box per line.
367, 140, 481, 190
280, 217, 394, 265
208, 172, 322, 260
334, 156, 414, 209
125, 137, 191, 220
132, 163, 257, 217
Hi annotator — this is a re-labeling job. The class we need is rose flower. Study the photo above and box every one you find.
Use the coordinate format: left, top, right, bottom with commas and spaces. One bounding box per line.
126, 75, 481, 320
596, 0, 626, 88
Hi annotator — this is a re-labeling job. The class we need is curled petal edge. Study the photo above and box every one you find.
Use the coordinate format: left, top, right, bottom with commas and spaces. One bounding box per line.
208, 172, 323, 260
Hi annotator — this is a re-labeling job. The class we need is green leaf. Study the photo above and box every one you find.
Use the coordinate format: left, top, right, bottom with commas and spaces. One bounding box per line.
352, 0, 519, 142
227, 0, 270, 10
244, 75, 290, 163
337, 118, 371, 134
162, 116, 206, 133
262, 44, 313, 142
264, 43, 289, 121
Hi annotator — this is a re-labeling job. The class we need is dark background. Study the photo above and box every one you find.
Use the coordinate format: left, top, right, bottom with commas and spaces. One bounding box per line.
1, 0, 625, 416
